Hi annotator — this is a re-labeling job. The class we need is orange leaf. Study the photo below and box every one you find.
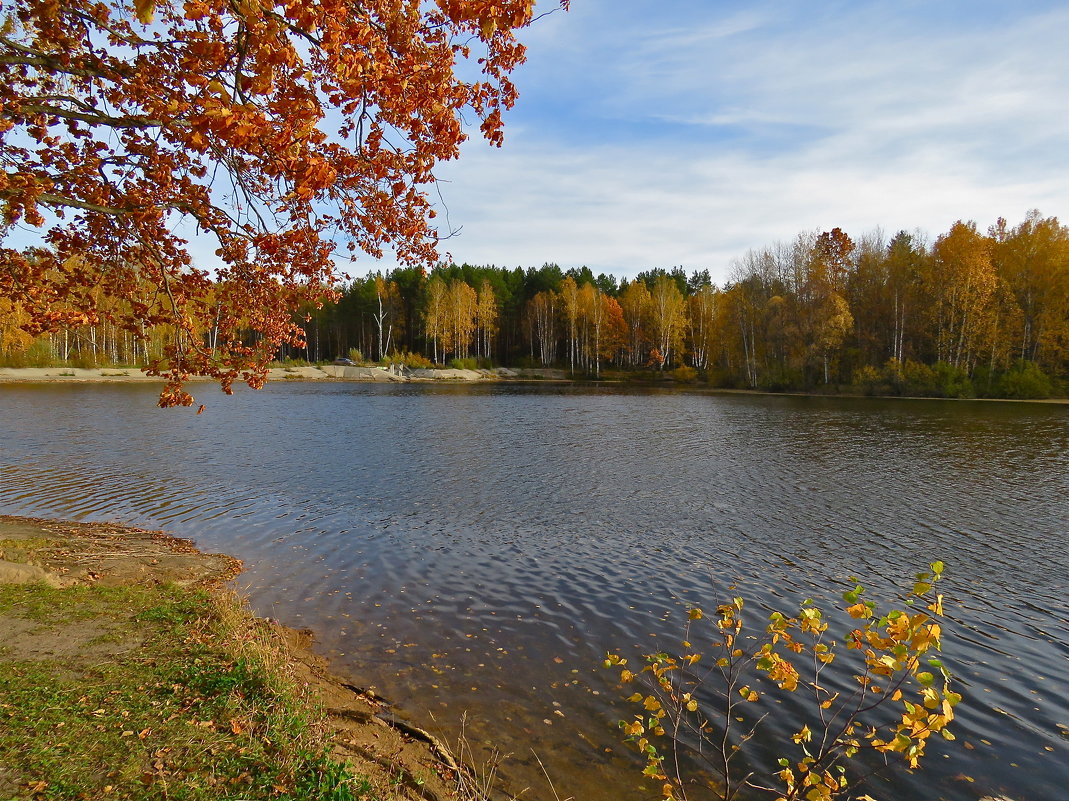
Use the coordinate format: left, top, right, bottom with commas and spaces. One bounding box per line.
134, 0, 156, 24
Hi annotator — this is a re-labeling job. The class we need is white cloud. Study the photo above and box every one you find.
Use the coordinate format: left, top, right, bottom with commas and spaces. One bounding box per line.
11, 2, 1064, 287
365, 1, 1069, 282
414, 128, 1063, 284
626, 3, 1069, 156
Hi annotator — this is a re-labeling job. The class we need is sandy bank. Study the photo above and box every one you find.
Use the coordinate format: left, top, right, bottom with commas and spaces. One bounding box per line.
0, 367, 188, 383
0, 365, 567, 384
0, 514, 480, 801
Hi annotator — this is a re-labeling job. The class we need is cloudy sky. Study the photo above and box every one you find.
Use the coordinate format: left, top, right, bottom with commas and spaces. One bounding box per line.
378, 0, 1069, 284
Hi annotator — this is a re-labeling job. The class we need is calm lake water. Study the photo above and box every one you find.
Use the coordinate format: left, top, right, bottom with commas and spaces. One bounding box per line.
1, 382, 1067, 800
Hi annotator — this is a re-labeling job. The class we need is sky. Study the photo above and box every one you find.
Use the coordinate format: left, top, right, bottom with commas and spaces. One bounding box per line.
8, 1, 1068, 285
381, 0, 1069, 284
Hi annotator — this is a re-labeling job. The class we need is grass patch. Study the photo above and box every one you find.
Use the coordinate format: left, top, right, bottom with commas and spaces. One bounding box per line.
0, 583, 166, 624
0, 582, 372, 800
0, 537, 58, 553
0, 538, 60, 565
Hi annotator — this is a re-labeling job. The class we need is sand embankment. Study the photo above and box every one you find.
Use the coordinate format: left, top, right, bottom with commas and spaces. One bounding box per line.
0, 367, 187, 383
258, 364, 568, 382
0, 365, 566, 383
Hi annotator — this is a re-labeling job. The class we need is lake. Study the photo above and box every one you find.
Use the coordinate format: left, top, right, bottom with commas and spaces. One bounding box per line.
1, 382, 1066, 800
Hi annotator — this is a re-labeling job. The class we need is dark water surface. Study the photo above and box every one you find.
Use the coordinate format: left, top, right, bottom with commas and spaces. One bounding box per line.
1, 382, 1067, 800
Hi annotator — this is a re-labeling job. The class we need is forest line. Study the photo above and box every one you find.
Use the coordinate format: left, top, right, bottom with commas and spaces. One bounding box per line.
303, 210, 1069, 398
3, 211, 1067, 399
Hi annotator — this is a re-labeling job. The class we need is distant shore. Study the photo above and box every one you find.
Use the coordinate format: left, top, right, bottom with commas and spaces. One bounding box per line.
0, 364, 568, 384
1, 365, 1065, 404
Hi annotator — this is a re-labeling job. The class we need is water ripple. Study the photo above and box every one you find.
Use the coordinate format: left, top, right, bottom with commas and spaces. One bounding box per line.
2, 383, 1067, 801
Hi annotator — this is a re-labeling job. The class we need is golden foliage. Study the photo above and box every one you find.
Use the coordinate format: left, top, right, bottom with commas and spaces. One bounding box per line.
0, 0, 555, 404
609, 563, 958, 801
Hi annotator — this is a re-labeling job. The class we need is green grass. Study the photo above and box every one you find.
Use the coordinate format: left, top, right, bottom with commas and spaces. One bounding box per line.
0, 537, 58, 553
0, 583, 168, 624
0, 582, 373, 800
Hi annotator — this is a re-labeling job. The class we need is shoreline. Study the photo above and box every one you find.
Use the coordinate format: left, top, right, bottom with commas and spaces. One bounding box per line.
1, 365, 1066, 404
0, 365, 568, 384
0, 514, 491, 801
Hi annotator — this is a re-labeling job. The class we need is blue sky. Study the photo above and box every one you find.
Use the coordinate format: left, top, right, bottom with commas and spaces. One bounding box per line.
403, 0, 1069, 283
9, 1, 1067, 285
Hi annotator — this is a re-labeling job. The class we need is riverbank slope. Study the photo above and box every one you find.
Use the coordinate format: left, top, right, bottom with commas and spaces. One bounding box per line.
0, 514, 485, 801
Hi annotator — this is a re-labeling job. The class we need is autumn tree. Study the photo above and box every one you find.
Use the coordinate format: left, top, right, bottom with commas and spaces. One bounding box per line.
423, 275, 448, 364
991, 211, 1069, 371
578, 281, 613, 374
648, 274, 687, 368
475, 279, 498, 361
784, 231, 855, 384
883, 231, 929, 365
0, 297, 33, 357
687, 283, 719, 370
372, 275, 401, 362
576, 282, 599, 375
600, 293, 627, 369
814, 227, 855, 293
445, 278, 477, 360
619, 279, 651, 367
927, 222, 998, 371
560, 274, 580, 373
724, 249, 781, 387
526, 289, 557, 366
0, 0, 558, 405
721, 280, 760, 386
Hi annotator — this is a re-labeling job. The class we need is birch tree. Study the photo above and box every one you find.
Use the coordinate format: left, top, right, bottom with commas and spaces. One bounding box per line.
619, 279, 651, 367
446, 280, 477, 360
424, 276, 448, 365
992, 211, 1069, 368
476, 280, 499, 361
928, 222, 998, 371
649, 274, 687, 368
687, 284, 719, 370
559, 275, 580, 374
527, 290, 558, 366
373, 275, 401, 361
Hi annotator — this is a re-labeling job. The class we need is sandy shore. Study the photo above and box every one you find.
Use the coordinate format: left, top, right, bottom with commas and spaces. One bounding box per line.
0, 365, 567, 383
0, 366, 187, 383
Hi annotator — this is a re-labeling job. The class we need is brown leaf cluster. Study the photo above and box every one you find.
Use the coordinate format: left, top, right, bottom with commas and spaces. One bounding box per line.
0, 0, 554, 404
